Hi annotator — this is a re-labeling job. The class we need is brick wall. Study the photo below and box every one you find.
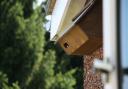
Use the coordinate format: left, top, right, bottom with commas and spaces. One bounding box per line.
84, 47, 103, 89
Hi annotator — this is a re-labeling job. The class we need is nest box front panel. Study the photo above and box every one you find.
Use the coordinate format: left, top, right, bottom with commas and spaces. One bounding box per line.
58, 25, 89, 55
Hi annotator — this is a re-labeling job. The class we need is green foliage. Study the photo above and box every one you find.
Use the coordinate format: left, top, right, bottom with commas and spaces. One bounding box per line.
0, 1, 45, 87
26, 50, 56, 89
2, 82, 20, 89
0, 72, 21, 89
27, 49, 76, 89
0, 0, 81, 89
52, 70, 76, 89
0, 72, 8, 86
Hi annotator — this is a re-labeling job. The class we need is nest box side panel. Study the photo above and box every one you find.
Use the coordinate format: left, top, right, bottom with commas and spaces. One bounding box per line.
78, 0, 102, 39
74, 38, 102, 55
75, 0, 103, 55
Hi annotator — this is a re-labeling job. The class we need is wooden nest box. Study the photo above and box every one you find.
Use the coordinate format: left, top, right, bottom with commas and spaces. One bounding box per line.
48, 0, 102, 55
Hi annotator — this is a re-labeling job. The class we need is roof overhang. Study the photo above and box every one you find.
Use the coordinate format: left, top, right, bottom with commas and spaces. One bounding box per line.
46, 0, 56, 14
50, 0, 88, 41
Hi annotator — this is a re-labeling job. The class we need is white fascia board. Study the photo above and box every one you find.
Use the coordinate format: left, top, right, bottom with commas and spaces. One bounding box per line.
50, 0, 71, 41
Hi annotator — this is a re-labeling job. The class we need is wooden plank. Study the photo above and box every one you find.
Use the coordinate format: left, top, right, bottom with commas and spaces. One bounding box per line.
58, 0, 102, 55
58, 25, 88, 55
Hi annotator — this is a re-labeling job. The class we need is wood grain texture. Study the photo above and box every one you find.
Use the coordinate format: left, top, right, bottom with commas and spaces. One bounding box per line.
58, 0, 102, 55
84, 47, 103, 89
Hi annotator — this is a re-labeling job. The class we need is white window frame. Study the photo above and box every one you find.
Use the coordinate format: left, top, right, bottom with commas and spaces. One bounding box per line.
103, 0, 119, 89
